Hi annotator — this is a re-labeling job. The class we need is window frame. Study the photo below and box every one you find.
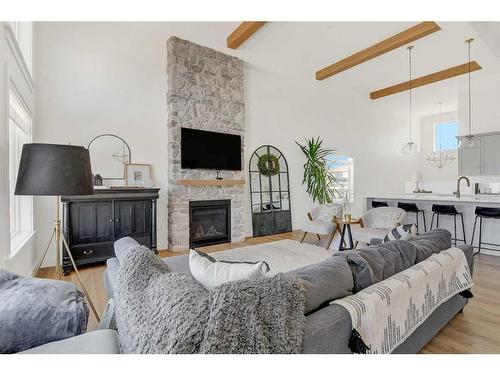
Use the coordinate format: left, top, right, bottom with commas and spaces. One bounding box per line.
7, 22, 33, 76
433, 119, 459, 153
328, 154, 354, 204
8, 88, 34, 257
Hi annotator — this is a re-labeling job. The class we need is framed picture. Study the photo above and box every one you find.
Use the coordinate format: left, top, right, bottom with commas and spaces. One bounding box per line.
125, 163, 153, 187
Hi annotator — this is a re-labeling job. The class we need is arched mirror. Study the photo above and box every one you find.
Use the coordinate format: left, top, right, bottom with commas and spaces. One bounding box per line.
249, 145, 292, 237
87, 134, 131, 179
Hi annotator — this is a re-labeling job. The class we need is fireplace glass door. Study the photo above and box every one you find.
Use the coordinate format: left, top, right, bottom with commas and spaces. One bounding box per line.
189, 200, 231, 248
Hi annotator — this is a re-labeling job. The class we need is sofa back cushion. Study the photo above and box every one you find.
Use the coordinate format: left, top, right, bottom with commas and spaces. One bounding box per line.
332, 252, 375, 293
114, 236, 142, 262
345, 240, 417, 284
408, 229, 452, 263
288, 257, 354, 314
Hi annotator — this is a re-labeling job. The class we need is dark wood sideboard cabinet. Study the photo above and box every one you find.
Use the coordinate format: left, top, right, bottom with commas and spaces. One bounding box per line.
61, 188, 160, 275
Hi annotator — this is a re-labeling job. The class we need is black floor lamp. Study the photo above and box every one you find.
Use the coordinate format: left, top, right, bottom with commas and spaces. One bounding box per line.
15, 143, 100, 321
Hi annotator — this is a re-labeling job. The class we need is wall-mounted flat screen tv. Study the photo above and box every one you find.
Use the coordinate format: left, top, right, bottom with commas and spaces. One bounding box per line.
181, 128, 242, 171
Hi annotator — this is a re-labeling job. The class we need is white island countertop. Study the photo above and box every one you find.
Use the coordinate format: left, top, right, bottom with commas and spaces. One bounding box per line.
365, 194, 500, 204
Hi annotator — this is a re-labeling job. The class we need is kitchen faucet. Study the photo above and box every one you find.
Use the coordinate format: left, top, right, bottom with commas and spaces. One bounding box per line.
455, 176, 471, 198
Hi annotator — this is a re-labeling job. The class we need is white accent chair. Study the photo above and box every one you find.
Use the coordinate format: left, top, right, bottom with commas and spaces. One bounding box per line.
352, 207, 407, 246
301, 203, 343, 249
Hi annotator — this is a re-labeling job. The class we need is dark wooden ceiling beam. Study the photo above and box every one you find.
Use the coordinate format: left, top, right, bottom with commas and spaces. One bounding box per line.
227, 22, 266, 49
316, 22, 441, 81
370, 61, 482, 99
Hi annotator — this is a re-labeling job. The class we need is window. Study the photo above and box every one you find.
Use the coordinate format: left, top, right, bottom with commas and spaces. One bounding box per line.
8, 22, 33, 75
9, 89, 33, 256
328, 154, 354, 203
434, 120, 458, 152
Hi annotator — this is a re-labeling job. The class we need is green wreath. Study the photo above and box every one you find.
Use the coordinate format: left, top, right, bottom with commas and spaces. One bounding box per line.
257, 154, 280, 176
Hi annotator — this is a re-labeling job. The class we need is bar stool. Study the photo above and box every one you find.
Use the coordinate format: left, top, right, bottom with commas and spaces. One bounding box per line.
371, 201, 389, 208
397, 202, 426, 234
471, 206, 500, 255
430, 204, 466, 246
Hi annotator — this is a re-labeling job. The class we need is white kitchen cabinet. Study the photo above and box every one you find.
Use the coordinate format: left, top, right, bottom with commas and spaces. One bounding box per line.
459, 141, 482, 175
482, 134, 500, 175
458, 131, 500, 176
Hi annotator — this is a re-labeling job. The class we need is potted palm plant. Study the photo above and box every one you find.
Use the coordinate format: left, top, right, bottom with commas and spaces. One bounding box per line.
296, 137, 341, 204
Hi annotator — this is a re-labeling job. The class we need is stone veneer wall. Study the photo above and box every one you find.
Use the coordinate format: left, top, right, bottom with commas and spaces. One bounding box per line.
167, 37, 245, 250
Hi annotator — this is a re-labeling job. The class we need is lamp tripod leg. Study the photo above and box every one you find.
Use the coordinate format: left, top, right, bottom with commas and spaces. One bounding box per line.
60, 232, 100, 322
33, 227, 56, 277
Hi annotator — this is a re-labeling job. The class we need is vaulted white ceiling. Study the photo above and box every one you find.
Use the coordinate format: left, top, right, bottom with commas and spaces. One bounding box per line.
173, 21, 500, 120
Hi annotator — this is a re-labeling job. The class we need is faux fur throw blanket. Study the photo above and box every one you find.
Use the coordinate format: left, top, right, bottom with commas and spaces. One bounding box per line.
332, 247, 473, 354
115, 247, 306, 354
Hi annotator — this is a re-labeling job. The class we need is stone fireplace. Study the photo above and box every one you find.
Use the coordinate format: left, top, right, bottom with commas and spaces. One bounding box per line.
189, 200, 231, 248
167, 37, 245, 250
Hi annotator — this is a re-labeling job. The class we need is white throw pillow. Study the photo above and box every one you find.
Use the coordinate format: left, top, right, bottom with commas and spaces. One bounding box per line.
384, 224, 417, 242
188, 249, 269, 290
371, 211, 404, 230
315, 206, 337, 223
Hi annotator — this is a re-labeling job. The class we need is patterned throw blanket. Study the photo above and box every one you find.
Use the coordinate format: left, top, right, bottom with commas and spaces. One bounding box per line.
115, 247, 306, 354
332, 247, 473, 354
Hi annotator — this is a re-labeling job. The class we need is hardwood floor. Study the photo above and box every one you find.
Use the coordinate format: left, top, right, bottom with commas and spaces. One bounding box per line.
36, 230, 500, 354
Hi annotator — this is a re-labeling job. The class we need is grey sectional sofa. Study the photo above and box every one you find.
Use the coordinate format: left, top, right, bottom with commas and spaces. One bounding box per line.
100, 229, 473, 354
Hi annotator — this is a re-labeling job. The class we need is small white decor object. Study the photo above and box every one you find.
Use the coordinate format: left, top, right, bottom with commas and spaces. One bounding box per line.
412, 172, 423, 192
189, 249, 269, 290
342, 191, 352, 218
371, 211, 404, 230
125, 163, 153, 187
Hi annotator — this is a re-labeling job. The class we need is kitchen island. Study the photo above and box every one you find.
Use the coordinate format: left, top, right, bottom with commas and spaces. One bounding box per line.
365, 194, 500, 256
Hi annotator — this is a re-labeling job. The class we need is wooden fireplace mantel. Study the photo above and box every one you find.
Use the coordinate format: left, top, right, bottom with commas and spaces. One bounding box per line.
177, 179, 245, 186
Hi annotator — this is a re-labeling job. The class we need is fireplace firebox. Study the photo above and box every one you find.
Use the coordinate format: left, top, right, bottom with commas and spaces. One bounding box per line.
189, 200, 231, 248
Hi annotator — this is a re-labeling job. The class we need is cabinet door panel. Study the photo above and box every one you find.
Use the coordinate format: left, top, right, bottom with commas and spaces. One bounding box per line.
459, 144, 482, 175
70, 201, 113, 245
114, 200, 151, 239
482, 135, 500, 175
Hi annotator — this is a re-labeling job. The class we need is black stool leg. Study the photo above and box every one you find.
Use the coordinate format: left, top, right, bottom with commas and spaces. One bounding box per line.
478, 216, 483, 254
430, 213, 435, 230
422, 211, 427, 232
460, 213, 466, 245
436, 213, 440, 228
471, 215, 478, 254
416, 212, 419, 234
453, 214, 457, 246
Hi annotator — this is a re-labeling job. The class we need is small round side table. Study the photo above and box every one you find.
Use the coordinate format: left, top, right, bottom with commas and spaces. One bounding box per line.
334, 218, 361, 251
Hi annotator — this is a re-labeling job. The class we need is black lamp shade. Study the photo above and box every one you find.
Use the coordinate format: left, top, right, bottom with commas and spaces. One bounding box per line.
15, 143, 94, 196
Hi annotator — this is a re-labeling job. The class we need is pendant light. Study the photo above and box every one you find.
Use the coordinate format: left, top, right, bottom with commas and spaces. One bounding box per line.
459, 38, 476, 148
402, 45, 419, 154
426, 102, 456, 168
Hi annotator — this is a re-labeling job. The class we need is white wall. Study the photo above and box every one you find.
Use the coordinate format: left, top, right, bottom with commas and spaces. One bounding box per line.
34, 22, 420, 264
0, 23, 38, 275
416, 110, 459, 183
244, 68, 419, 234
34, 23, 170, 265
458, 72, 500, 136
